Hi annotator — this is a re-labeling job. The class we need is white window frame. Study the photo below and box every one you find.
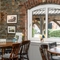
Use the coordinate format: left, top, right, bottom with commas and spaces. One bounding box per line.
28, 4, 60, 42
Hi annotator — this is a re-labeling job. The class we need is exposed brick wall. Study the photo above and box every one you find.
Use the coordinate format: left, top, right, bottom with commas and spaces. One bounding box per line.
0, 0, 26, 40
25, 0, 60, 9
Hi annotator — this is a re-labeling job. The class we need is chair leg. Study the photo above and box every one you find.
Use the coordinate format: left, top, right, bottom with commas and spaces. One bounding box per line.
27, 54, 29, 60
20, 55, 21, 60
20, 55, 23, 60
12, 58, 18, 60
20, 54, 29, 60
2, 58, 4, 60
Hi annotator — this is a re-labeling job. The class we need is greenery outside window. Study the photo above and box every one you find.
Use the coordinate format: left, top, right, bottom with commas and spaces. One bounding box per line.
28, 4, 60, 41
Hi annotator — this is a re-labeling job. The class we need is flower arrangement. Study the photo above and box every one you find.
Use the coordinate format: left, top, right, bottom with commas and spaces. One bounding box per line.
22, 33, 24, 41
40, 34, 45, 42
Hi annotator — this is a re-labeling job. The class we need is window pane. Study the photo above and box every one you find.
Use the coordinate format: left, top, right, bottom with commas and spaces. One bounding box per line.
32, 8, 46, 38
48, 8, 60, 38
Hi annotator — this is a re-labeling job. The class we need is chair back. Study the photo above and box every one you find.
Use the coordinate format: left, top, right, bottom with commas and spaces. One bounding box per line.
10, 43, 21, 59
39, 44, 49, 60
20, 40, 30, 54
49, 42, 57, 49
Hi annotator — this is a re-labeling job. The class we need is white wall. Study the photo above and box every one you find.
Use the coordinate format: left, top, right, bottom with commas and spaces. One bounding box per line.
29, 42, 42, 60
28, 41, 60, 60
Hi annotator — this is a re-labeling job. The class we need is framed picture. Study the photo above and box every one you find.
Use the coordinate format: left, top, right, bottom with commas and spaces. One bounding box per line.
8, 26, 16, 33
7, 15, 17, 23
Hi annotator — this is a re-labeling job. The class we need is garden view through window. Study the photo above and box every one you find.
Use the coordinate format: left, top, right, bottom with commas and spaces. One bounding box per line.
28, 5, 60, 41
48, 8, 60, 37
32, 8, 46, 38
32, 8, 60, 38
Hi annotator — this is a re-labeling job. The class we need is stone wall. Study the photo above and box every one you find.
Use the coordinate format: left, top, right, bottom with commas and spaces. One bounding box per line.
0, 0, 27, 40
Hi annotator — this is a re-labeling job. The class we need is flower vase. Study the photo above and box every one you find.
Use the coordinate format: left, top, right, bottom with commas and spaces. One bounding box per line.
40, 38, 44, 42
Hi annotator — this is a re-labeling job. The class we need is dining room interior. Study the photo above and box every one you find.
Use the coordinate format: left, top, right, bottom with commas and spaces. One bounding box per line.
0, 0, 60, 60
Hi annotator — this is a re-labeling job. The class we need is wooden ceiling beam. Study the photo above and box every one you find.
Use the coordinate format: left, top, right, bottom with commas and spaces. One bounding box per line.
53, 19, 60, 26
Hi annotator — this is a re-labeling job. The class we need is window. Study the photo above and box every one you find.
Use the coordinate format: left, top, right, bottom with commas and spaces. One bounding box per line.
48, 8, 60, 38
28, 4, 60, 41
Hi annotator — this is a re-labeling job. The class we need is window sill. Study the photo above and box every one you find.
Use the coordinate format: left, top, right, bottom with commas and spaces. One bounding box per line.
31, 37, 60, 45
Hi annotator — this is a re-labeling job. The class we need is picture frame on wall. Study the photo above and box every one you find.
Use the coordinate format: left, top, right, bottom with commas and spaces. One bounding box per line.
7, 15, 17, 23
8, 26, 16, 33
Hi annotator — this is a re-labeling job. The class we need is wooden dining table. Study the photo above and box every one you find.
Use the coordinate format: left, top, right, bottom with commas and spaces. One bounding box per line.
48, 46, 60, 55
0, 42, 17, 55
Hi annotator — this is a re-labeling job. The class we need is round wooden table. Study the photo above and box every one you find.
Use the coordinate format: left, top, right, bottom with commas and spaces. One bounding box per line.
0, 42, 16, 55
48, 46, 60, 55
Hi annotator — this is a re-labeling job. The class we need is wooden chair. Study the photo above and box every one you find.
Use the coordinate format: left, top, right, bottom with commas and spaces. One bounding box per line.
39, 44, 49, 60
0, 48, 2, 60
49, 42, 57, 57
2, 43, 21, 60
19, 40, 30, 60
49, 42, 57, 49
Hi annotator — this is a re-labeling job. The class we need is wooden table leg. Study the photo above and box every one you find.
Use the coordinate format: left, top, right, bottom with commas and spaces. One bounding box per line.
2, 48, 5, 56
2, 48, 5, 60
